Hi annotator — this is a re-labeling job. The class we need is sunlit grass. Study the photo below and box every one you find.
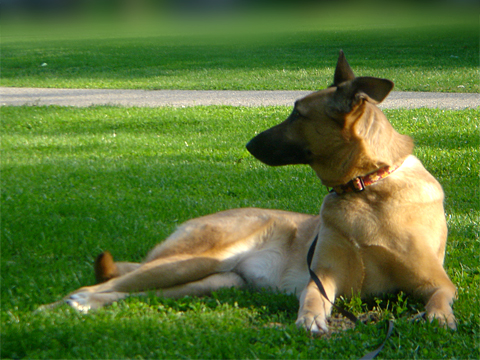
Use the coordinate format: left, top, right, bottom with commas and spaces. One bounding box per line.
1, 105, 478, 359
1, 6, 477, 92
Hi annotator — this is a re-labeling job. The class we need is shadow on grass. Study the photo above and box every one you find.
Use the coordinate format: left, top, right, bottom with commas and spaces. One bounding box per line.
2, 24, 478, 90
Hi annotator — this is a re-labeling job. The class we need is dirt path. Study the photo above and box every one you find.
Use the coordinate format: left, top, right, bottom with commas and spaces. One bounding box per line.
1, 87, 478, 109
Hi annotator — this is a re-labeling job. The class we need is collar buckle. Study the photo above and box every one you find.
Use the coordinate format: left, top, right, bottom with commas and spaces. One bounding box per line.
350, 177, 365, 192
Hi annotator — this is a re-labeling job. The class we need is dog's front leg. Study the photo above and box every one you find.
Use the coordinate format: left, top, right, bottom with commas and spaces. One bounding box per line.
295, 276, 335, 333
295, 231, 364, 334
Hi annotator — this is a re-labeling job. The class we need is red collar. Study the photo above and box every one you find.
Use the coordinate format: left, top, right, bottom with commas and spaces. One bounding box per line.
330, 163, 402, 195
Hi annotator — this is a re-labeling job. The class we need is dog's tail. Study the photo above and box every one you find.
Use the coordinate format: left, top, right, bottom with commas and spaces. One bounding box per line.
94, 251, 120, 283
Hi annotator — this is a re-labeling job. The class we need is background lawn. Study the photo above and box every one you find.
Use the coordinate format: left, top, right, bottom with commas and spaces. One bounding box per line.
1, 106, 478, 359
1, 4, 478, 92
1, 3, 479, 359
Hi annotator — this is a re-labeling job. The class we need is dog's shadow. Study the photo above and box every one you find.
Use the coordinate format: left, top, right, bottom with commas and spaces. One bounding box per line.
123, 287, 425, 334
139, 287, 299, 321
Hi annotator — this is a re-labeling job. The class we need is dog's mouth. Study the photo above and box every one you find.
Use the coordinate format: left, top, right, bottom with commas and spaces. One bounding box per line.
246, 131, 311, 166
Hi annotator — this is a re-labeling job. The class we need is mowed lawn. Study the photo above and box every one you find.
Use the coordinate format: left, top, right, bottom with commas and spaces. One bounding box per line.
1, 4, 479, 359
1, 6, 478, 92
1, 105, 478, 359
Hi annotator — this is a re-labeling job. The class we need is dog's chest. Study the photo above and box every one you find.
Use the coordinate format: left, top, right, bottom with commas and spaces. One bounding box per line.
322, 192, 384, 243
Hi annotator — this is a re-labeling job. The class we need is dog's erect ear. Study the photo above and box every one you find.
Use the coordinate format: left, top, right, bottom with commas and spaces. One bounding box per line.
351, 76, 394, 104
331, 51, 393, 104
333, 50, 356, 86
328, 76, 394, 116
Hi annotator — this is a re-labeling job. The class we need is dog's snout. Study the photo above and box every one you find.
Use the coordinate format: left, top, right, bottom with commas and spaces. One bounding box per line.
247, 130, 310, 167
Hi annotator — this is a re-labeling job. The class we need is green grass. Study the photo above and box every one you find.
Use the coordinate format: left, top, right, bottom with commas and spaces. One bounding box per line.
1, 6, 478, 92
1, 105, 478, 359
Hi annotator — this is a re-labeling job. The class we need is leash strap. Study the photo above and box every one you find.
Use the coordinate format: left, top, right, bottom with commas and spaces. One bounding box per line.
359, 320, 394, 360
307, 234, 359, 324
307, 234, 394, 359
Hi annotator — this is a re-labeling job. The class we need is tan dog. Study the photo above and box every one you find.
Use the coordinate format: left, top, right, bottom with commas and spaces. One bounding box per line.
45, 51, 456, 331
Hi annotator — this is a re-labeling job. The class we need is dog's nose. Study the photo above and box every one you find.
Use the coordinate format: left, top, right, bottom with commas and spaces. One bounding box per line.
245, 139, 257, 157
246, 133, 279, 165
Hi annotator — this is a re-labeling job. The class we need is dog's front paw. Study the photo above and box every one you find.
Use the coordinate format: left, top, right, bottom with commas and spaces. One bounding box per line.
428, 311, 457, 331
295, 313, 328, 334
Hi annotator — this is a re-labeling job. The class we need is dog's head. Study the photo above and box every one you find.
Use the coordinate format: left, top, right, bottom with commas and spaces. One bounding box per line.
246, 51, 413, 187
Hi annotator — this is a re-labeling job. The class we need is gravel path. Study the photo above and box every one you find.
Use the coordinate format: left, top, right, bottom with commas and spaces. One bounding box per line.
1, 87, 479, 109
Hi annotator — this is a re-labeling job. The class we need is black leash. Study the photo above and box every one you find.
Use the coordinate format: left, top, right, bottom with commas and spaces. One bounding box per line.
307, 234, 359, 324
359, 320, 394, 360
307, 234, 394, 359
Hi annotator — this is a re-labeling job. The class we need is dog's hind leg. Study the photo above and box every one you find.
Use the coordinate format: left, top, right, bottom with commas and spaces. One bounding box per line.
66, 272, 246, 312
107, 255, 224, 293
157, 272, 246, 298
37, 252, 142, 312
62, 254, 226, 312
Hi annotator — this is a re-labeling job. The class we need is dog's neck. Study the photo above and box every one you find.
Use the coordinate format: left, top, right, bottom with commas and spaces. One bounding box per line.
330, 162, 402, 195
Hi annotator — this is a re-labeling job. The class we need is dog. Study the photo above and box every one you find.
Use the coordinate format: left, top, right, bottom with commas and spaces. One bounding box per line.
44, 51, 457, 332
